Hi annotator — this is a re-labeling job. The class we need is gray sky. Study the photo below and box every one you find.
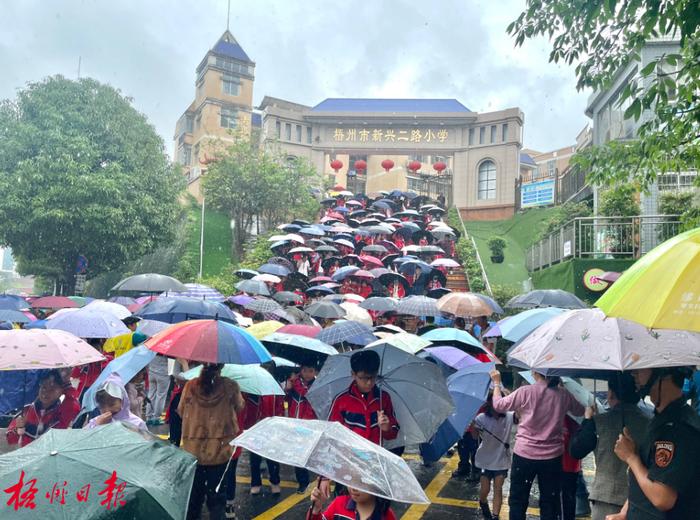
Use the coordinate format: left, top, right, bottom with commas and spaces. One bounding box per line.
1, 0, 590, 156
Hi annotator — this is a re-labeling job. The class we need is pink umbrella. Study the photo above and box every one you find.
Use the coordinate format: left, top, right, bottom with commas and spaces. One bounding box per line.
277, 324, 322, 338
31, 296, 78, 309
598, 271, 622, 283
21, 311, 37, 322
0, 329, 105, 370
351, 270, 375, 280
431, 258, 461, 268
359, 256, 384, 269
309, 276, 333, 284
135, 295, 158, 305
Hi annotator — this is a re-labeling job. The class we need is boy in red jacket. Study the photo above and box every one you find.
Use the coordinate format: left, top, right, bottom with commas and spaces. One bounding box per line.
286, 364, 318, 493
245, 390, 285, 496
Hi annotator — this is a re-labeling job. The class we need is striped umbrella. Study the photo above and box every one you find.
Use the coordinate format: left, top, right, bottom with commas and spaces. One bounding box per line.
396, 296, 441, 317
167, 283, 226, 303
244, 298, 282, 314
316, 321, 376, 346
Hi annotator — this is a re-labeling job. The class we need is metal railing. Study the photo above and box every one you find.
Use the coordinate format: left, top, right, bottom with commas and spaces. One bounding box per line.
526, 215, 681, 272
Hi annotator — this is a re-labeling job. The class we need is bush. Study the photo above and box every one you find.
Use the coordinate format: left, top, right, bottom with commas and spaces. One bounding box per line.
487, 237, 506, 257
490, 284, 520, 310
599, 185, 640, 217
455, 237, 485, 293
538, 202, 592, 240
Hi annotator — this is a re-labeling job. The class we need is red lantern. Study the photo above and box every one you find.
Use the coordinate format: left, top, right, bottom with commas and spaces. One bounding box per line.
381, 159, 395, 172
330, 159, 343, 172
354, 159, 367, 172
407, 160, 421, 172
433, 161, 447, 174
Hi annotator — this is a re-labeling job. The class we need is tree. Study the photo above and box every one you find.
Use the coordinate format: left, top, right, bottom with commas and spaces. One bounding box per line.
0, 76, 183, 293
202, 132, 321, 257
509, 1, 700, 188
598, 185, 640, 217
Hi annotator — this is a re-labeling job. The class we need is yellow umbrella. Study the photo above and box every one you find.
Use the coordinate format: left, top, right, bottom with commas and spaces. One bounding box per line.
246, 320, 284, 339
596, 227, 700, 331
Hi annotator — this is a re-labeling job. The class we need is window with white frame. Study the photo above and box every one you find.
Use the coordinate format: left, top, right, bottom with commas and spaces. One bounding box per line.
222, 74, 240, 96
478, 160, 497, 200
220, 108, 238, 129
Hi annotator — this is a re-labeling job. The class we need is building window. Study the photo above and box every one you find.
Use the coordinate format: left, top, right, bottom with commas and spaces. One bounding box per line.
195, 113, 201, 130
178, 144, 192, 166
490, 125, 497, 143
468, 128, 474, 145
222, 75, 240, 96
478, 160, 497, 200
547, 159, 556, 178
296, 125, 302, 142
220, 108, 238, 129
285, 123, 292, 141
479, 127, 485, 144
307, 126, 312, 144
193, 144, 200, 164
502, 123, 508, 142
215, 56, 251, 76
275, 121, 281, 139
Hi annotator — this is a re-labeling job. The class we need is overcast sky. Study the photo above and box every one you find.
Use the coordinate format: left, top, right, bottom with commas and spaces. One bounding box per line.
1, 0, 590, 156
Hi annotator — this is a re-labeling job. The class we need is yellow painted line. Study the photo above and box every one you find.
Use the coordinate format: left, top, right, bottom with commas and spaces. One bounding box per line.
253, 484, 312, 520
237, 476, 299, 490
401, 455, 458, 519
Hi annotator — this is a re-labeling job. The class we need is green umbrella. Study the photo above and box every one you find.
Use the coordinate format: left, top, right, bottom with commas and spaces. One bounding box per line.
182, 364, 285, 396
0, 422, 196, 519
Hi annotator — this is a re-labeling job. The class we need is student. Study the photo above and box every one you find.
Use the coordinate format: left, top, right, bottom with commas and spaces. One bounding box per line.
85, 374, 148, 431
308, 486, 396, 520
328, 350, 399, 446
561, 415, 582, 520
146, 353, 169, 425
473, 392, 516, 520
6, 369, 80, 447
286, 364, 318, 493
246, 389, 285, 496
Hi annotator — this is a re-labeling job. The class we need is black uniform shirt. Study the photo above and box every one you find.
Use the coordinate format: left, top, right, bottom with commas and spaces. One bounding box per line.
628, 398, 700, 519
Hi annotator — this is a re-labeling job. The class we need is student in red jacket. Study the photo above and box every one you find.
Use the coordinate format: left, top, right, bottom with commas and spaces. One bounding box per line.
6, 370, 79, 447
286, 364, 318, 493
245, 390, 285, 496
328, 350, 399, 446
308, 486, 396, 520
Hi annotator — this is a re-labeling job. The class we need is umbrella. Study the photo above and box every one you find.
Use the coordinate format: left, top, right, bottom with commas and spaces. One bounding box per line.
430, 258, 460, 268
81, 345, 156, 410
299, 227, 325, 236
396, 296, 440, 317
506, 289, 587, 310
277, 324, 321, 337
339, 302, 373, 326
377, 272, 410, 292
145, 319, 272, 364
111, 273, 188, 293
398, 260, 432, 276
84, 300, 132, 320
46, 309, 131, 339
246, 320, 284, 339
135, 297, 236, 324
316, 321, 376, 346
232, 417, 428, 504
234, 268, 259, 279
0, 422, 196, 518
167, 283, 226, 303
269, 240, 290, 250
419, 363, 493, 463
273, 291, 305, 305
107, 296, 136, 306
499, 307, 566, 342
596, 227, 700, 331
0, 329, 105, 370
419, 346, 481, 376
261, 332, 337, 366
227, 294, 254, 306
363, 245, 389, 254
333, 238, 355, 250
350, 269, 375, 280
421, 327, 486, 350
289, 246, 314, 254
305, 285, 335, 296
366, 332, 431, 354
244, 298, 282, 314
426, 287, 451, 299
307, 344, 454, 448
258, 263, 291, 277
67, 296, 91, 307
314, 245, 339, 254
598, 271, 622, 283
474, 294, 505, 315
359, 297, 399, 312
305, 301, 346, 319
359, 255, 384, 268
508, 308, 700, 372
137, 319, 172, 337
331, 265, 360, 281
436, 292, 494, 318
30, 296, 78, 309
182, 364, 284, 396
235, 279, 271, 296
0, 295, 29, 311
0, 310, 30, 323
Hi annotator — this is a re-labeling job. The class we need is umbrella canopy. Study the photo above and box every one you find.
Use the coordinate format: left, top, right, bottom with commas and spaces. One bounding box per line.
420, 346, 481, 374
507, 289, 586, 310
0, 295, 29, 311
596, 227, 700, 331
305, 285, 335, 296
135, 297, 236, 324
331, 265, 360, 282
421, 327, 488, 351
246, 320, 284, 339
232, 417, 428, 504
0, 422, 196, 519
398, 260, 432, 276
0, 329, 105, 370
234, 268, 259, 279
499, 307, 566, 342
350, 269, 375, 280
508, 308, 700, 372
277, 324, 322, 337
46, 309, 131, 339
84, 300, 132, 320
111, 273, 188, 293
419, 363, 493, 463
244, 298, 282, 314
273, 291, 305, 305
227, 294, 254, 306
339, 302, 373, 326
108, 296, 137, 306
261, 332, 337, 366
436, 292, 493, 318
67, 296, 91, 307
359, 297, 399, 312
145, 319, 272, 365
136, 319, 172, 337
82, 345, 156, 410
316, 321, 376, 346
366, 332, 431, 354
0, 310, 30, 323
167, 283, 226, 303
299, 227, 325, 236
182, 364, 284, 396
258, 263, 291, 277
396, 295, 441, 317
307, 344, 454, 448
305, 301, 346, 319
235, 279, 271, 296
474, 293, 505, 315
30, 296, 78, 309
430, 258, 460, 268
315, 245, 339, 254
359, 255, 384, 268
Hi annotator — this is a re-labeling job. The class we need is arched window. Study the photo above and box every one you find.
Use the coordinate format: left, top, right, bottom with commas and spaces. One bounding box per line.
478, 160, 497, 200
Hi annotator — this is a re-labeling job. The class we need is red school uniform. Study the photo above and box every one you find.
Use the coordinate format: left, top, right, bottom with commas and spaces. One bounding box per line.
286, 377, 317, 420
328, 382, 399, 445
307, 495, 397, 520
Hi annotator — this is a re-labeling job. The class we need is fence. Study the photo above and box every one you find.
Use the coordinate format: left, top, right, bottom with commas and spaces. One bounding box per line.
526, 215, 681, 272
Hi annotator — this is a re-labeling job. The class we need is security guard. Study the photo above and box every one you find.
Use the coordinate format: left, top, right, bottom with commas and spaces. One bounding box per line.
609, 367, 700, 520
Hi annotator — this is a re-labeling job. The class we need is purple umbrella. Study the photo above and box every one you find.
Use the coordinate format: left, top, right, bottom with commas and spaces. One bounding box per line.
483, 316, 510, 338
228, 295, 254, 306
422, 347, 480, 371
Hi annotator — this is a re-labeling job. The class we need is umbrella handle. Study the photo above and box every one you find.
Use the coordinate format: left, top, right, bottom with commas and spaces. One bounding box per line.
215, 454, 236, 494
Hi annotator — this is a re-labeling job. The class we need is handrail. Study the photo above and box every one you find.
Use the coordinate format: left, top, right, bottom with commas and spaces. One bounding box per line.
455, 209, 493, 296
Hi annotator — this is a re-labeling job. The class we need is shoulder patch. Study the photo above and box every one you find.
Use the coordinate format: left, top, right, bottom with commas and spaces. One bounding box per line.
654, 441, 675, 468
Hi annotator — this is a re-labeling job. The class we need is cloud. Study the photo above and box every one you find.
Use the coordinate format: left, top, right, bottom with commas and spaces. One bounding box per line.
0, 0, 590, 154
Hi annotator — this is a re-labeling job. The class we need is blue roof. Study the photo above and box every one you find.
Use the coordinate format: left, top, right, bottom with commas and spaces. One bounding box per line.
520, 152, 537, 166
251, 113, 262, 128
311, 98, 470, 113
213, 39, 252, 64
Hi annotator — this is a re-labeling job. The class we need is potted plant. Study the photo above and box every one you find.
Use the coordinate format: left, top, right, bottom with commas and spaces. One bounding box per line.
487, 236, 506, 264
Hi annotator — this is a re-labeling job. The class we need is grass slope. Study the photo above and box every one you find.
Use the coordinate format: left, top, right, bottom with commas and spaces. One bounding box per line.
187, 203, 235, 278
464, 208, 558, 288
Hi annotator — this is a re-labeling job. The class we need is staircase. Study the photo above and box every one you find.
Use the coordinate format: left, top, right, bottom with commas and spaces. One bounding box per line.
446, 268, 470, 292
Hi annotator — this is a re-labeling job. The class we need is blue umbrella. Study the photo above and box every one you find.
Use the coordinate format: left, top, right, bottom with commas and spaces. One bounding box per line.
331, 265, 360, 281
419, 362, 493, 463
316, 321, 376, 346
305, 285, 335, 295
258, 263, 291, 276
135, 297, 237, 324
333, 206, 350, 213
24, 319, 47, 329
280, 224, 302, 232
398, 260, 433, 276
389, 189, 404, 198
81, 345, 156, 411
421, 328, 483, 349
499, 307, 565, 342
300, 227, 325, 236
0, 310, 30, 323
0, 370, 43, 414
0, 295, 29, 311
371, 201, 392, 211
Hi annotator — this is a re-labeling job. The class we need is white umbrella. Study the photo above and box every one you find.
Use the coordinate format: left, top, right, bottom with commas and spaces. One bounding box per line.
84, 300, 131, 320
46, 309, 131, 339
252, 273, 281, 284
366, 332, 432, 354
339, 302, 373, 326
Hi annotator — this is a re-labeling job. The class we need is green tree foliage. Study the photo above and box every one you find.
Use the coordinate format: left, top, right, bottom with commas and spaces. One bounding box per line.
0, 76, 183, 293
509, 1, 700, 188
202, 132, 321, 257
539, 202, 593, 239
490, 284, 521, 310
598, 185, 640, 217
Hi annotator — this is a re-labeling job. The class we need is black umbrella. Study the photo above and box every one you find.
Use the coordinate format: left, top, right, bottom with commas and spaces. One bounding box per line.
135, 297, 237, 323
234, 268, 259, 280
316, 321, 376, 346
362, 245, 389, 254
235, 279, 271, 296
258, 263, 291, 277
427, 287, 451, 299
292, 219, 311, 226
111, 273, 188, 294
378, 272, 411, 291
267, 257, 296, 271
305, 301, 346, 319
273, 291, 305, 305
315, 245, 339, 254
359, 297, 399, 312
412, 230, 434, 244
381, 254, 400, 266
244, 298, 283, 313
506, 289, 587, 310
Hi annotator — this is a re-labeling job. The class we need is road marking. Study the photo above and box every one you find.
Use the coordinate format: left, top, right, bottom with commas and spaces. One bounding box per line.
253, 485, 312, 520
401, 456, 457, 519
